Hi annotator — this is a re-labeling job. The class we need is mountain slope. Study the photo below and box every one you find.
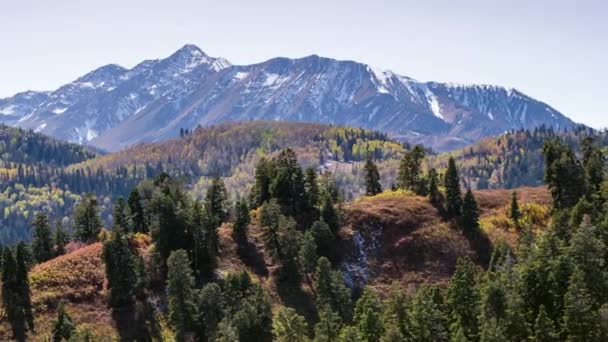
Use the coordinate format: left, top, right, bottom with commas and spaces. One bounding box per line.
0, 45, 577, 151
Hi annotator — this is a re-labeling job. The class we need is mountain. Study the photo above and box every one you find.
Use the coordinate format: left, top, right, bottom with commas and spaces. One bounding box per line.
0, 44, 577, 151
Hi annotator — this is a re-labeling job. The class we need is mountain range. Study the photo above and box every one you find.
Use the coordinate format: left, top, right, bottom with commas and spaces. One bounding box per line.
0, 44, 578, 151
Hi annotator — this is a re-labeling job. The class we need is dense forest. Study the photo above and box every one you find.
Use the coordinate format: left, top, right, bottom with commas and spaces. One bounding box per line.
2, 130, 608, 341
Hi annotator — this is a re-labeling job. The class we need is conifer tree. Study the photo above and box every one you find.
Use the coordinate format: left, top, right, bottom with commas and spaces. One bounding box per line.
15, 243, 34, 332
382, 284, 410, 340
321, 195, 340, 234
581, 136, 605, 196
299, 230, 318, 287
112, 197, 129, 231
509, 191, 521, 224
479, 318, 508, 342
191, 200, 218, 284
272, 306, 309, 342
562, 267, 602, 342
102, 229, 137, 307
205, 177, 229, 227
74, 193, 103, 243
428, 168, 442, 207
532, 305, 558, 342
354, 288, 385, 342
51, 301, 74, 342
259, 199, 285, 260
252, 157, 275, 208
167, 250, 197, 341
314, 257, 352, 321
444, 157, 462, 218
409, 285, 449, 342
2, 248, 28, 341
446, 257, 479, 341
232, 200, 250, 247
336, 325, 362, 342
314, 306, 342, 342
305, 167, 321, 208
32, 213, 54, 263
232, 285, 273, 342
271, 149, 309, 217
310, 219, 334, 257
128, 187, 146, 233
460, 189, 480, 232
543, 140, 587, 210
380, 325, 406, 342
197, 283, 224, 341
398, 145, 425, 193
364, 156, 382, 196
54, 220, 68, 257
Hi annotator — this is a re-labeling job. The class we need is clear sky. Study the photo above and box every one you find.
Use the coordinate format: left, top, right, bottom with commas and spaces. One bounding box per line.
1, 0, 606, 128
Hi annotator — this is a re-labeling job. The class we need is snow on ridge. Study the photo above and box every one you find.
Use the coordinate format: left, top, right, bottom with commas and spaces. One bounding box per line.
424, 87, 444, 120
0, 105, 16, 115
211, 57, 232, 72
52, 107, 67, 114
233, 72, 250, 81
367, 66, 393, 94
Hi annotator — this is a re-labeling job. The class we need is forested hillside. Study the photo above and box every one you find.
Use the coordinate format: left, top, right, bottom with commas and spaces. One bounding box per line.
2, 132, 607, 341
0, 121, 406, 245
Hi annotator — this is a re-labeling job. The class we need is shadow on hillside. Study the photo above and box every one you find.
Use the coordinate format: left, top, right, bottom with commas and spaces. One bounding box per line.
112, 301, 160, 341
461, 225, 493, 267
236, 239, 269, 278
275, 277, 318, 334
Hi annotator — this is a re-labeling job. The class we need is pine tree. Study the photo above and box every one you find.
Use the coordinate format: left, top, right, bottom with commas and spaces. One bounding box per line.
409, 286, 449, 342
444, 157, 462, 218
51, 301, 74, 342
397, 145, 425, 193
102, 229, 137, 307
460, 189, 480, 232
354, 288, 385, 342
382, 284, 410, 340
305, 167, 321, 207
446, 257, 479, 341
479, 318, 508, 342
271, 149, 309, 217
314, 257, 352, 321
314, 306, 342, 342
252, 157, 275, 208
15, 243, 34, 332
205, 177, 229, 227
2, 248, 28, 341
272, 306, 309, 342
364, 156, 382, 196
197, 283, 224, 341
232, 285, 273, 342
167, 250, 197, 341
543, 140, 587, 210
310, 219, 334, 257
128, 187, 146, 233
581, 136, 605, 196
336, 325, 362, 342
321, 195, 340, 235
532, 305, 558, 342
54, 220, 68, 257
191, 200, 218, 284
112, 197, 129, 231
562, 267, 602, 342
509, 191, 521, 224
232, 200, 250, 247
380, 325, 406, 342
74, 193, 103, 242
32, 213, 54, 263
428, 168, 443, 207
299, 230, 317, 287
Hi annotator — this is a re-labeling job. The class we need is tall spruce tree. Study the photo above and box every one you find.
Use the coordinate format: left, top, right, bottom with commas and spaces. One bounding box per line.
354, 288, 385, 342
205, 177, 229, 227
364, 156, 382, 196
397, 145, 426, 193
128, 187, 146, 233
562, 267, 602, 342
252, 157, 275, 208
509, 191, 521, 224
102, 229, 137, 307
51, 302, 74, 342
532, 305, 558, 342
446, 257, 479, 341
460, 189, 480, 232
32, 213, 54, 263
74, 193, 103, 243
444, 157, 462, 218
15, 243, 34, 333
167, 250, 197, 341
232, 201, 250, 247
112, 197, 130, 231
428, 168, 442, 207
542, 140, 587, 210
305, 167, 321, 208
2, 248, 28, 341
54, 220, 68, 257
272, 306, 309, 342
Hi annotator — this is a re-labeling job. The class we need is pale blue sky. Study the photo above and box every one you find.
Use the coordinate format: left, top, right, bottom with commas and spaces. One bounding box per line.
1, 0, 606, 127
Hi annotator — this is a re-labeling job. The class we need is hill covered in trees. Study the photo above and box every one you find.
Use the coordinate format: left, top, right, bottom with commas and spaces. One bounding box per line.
3, 131, 608, 341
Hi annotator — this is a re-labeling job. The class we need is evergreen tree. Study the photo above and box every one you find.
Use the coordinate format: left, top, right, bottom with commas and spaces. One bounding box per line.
232, 200, 250, 247
460, 189, 480, 232
336, 325, 362, 342
216, 319, 239, 342
51, 302, 74, 342
191, 200, 218, 284
543, 140, 587, 210
54, 220, 68, 257
128, 187, 146, 233
205, 177, 229, 226
271, 149, 310, 217
102, 229, 137, 307
444, 157, 463, 218
15, 242, 34, 332
314, 257, 352, 321
479, 318, 508, 342
167, 250, 197, 341
299, 230, 318, 287
409, 286, 448, 342
252, 157, 275, 208
150, 186, 190, 268
321, 195, 340, 234
382, 284, 410, 340
232, 285, 273, 342
428, 168, 443, 207
562, 267, 602, 342
509, 191, 521, 224
581, 136, 605, 196
74, 193, 103, 242
310, 219, 334, 257
398, 145, 426, 193
314, 306, 342, 342
305, 167, 321, 208
197, 283, 224, 341
380, 325, 406, 342
2, 248, 28, 341
364, 156, 382, 196
446, 257, 479, 341
354, 288, 385, 342
532, 305, 558, 342
32, 213, 54, 263
272, 306, 309, 342
112, 197, 129, 231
